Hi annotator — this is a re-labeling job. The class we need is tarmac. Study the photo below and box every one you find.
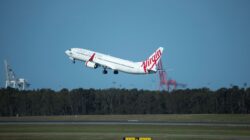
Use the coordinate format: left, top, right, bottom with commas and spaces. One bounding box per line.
0, 120, 249, 127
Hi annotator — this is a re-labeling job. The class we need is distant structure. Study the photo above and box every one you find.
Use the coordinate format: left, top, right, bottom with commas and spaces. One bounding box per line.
4, 60, 30, 90
157, 59, 186, 91
158, 59, 168, 90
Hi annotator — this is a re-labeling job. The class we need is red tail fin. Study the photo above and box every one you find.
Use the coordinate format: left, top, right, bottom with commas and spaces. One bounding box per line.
141, 47, 164, 73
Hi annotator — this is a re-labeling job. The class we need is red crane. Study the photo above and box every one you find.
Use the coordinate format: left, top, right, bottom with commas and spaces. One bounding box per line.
157, 59, 186, 91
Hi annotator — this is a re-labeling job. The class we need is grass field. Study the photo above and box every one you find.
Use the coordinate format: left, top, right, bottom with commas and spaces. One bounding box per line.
0, 114, 250, 140
1, 124, 250, 140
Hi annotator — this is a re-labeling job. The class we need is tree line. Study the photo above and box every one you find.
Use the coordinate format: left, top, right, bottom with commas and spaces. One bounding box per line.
0, 86, 250, 116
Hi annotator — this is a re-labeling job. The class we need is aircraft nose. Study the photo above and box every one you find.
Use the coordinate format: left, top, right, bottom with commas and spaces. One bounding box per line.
65, 50, 70, 56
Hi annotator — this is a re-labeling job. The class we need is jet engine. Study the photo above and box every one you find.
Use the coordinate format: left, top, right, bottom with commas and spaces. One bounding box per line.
85, 61, 98, 69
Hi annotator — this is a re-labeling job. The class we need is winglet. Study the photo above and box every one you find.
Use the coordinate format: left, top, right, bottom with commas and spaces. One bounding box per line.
88, 53, 95, 61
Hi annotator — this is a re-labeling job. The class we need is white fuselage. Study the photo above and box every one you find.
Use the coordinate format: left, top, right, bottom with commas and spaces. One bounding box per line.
65, 47, 163, 74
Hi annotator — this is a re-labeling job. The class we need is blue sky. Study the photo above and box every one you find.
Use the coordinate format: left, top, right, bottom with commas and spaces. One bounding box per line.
0, 0, 250, 90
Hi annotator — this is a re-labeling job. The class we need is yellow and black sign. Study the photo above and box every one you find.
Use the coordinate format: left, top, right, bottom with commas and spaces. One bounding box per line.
123, 137, 152, 140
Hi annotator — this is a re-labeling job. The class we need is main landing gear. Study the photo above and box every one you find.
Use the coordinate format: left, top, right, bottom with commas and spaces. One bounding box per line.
113, 70, 118, 74
102, 68, 119, 75
102, 69, 108, 74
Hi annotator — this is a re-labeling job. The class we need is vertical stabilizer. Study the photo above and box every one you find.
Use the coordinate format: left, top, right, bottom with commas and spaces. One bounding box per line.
141, 47, 164, 73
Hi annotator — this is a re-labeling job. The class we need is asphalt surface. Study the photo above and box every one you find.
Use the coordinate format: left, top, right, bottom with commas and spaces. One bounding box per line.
0, 121, 249, 127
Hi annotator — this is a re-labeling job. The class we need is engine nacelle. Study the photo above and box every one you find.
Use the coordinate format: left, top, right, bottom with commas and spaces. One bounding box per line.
85, 61, 98, 69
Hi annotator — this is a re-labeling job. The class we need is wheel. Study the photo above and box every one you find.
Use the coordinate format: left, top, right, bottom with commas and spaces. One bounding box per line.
114, 70, 118, 74
102, 69, 108, 74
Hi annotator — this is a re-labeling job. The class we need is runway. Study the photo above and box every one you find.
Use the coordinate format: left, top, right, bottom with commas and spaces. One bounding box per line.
0, 120, 249, 127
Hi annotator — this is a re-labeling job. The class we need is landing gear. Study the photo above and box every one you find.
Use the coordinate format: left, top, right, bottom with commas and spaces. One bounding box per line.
114, 70, 118, 74
69, 57, 75, 64
102, 69, 108, 74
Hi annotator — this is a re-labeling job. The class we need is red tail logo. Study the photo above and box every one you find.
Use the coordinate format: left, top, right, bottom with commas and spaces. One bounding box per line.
141, 49, 162, 73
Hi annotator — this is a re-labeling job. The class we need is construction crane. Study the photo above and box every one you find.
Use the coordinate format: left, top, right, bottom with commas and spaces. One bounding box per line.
157, 59, 186, 91
4, 60, 30, 90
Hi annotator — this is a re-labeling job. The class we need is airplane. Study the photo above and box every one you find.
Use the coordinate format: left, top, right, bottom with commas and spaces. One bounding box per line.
65, 47, 164, 74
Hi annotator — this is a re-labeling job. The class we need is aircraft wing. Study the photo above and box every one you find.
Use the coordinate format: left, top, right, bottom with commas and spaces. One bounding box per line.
89, 53, 118, 70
